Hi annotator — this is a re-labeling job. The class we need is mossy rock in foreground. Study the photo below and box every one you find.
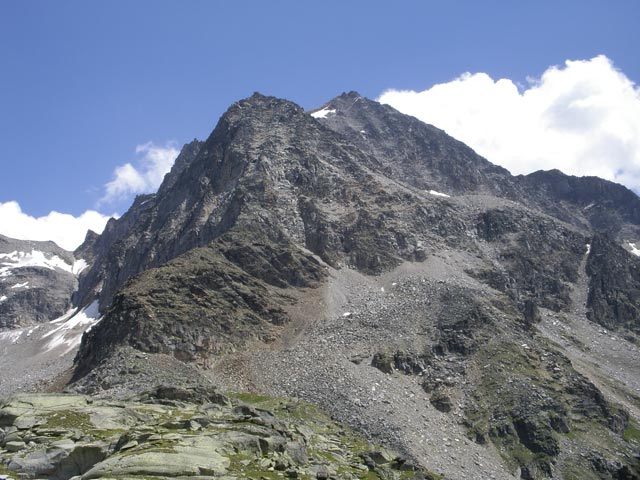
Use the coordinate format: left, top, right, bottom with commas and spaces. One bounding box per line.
0, 388, 440, 480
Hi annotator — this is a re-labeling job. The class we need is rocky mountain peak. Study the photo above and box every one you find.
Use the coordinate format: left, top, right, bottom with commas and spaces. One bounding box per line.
213, 92, 306, 135
157, 139, 203, 193
520, 168, 640, 230
314, 90, 515, 196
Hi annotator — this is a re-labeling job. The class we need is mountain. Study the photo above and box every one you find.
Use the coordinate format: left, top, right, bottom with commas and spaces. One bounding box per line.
2, 92, 640, 479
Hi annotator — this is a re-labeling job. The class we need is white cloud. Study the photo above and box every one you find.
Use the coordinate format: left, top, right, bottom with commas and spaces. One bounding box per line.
0, 201, 113, 251
100, 141, 179, 205
378, 55, 640, 191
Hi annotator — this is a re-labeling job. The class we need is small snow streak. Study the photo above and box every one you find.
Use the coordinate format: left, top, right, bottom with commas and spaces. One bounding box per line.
10, 281, 29, 289
428, 190, 451, 198
630, 243, 640, 257
311, 107, 336, 119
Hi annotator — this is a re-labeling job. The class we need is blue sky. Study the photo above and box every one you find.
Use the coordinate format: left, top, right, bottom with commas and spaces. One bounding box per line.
1, 1, 639, 249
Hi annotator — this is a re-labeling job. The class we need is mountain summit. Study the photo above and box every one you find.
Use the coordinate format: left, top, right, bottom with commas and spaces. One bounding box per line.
2, 92, 640, 479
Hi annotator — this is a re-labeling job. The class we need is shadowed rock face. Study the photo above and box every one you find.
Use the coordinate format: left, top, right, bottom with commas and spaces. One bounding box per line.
587, 234, 640, 331
520, 169, 640, 232
53, 92, 640, 479
471, 207, 586, 311
72, 238, 325, 379
0, 235, 78, 329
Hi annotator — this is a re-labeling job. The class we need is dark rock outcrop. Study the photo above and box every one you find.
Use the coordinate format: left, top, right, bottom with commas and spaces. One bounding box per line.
520, 169, 640, 232
472, 207, 586, 311
73, 238, 324, 378
587, 234, 640, 331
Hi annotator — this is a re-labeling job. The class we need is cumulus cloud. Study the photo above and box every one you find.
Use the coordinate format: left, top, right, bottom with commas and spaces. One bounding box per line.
0, 201, 113, 251
378, 55, 640, 191
99, 141, 179, 205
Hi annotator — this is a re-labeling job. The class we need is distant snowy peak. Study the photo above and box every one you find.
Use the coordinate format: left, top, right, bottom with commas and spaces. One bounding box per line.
0, 235, 87, 329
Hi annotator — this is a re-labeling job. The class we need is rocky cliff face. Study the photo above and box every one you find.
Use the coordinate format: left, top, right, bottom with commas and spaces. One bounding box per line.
587, 233, 640, 331
4, 92, 640, 480
520, 169, 640, 234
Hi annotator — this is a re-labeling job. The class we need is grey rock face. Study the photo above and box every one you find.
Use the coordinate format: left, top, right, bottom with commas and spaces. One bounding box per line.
586, 233, 640, 331
0, 235, 79, 329
77, 94, 482, 315
314, 91, 516, 196
520, 169, 640, 232
472, 206, 586, 311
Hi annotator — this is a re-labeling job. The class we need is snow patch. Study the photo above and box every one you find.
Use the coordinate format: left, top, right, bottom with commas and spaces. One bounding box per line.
428, 190, 451, 198
342, 312, 353, 318
586, 244, 591, 255
311, 107, 336, 119
583, 203, 596, 210
630, 243, 640, 257
72, 259, 88, 275
0, 295, 7, 303
42, 300, 101, 355
49, 308, 78, 324
10, 281, 29, 289
0, 250, 77, 277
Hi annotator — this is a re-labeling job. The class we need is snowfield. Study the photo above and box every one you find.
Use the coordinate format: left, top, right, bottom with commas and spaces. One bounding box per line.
0, 298, 102, 393
43, 300, 101, 354
0, 249, 87, 277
